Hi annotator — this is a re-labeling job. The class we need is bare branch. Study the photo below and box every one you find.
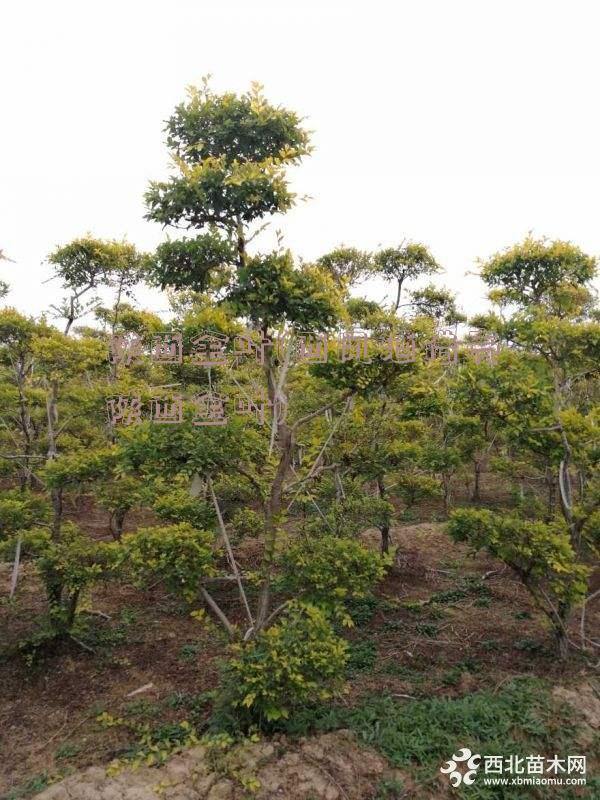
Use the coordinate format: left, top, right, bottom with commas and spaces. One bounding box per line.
207, 476, 254, 628
200, 586, 235, 636
292, 391, 354, 432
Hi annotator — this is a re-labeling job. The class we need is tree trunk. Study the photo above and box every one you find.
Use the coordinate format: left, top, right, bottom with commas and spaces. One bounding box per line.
393, 278, 404, 313
545, 471, 556, 519
334, 468, 345, 501
255, 339, 293, 630
442, 475, 452, 515
256, 421, 293, 629
65, 590, 80, 631
554, 600, 571, 660
15, 357, 35, 489
377, 475, 390, 554
51, 488, 63, 542
45, 379, 63, 542
471, 460, 481, 502
109, 509, 126, 541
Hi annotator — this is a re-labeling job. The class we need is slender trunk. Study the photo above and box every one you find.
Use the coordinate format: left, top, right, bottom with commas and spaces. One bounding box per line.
51, 488, 63, 542
256, 422, 293, 628
471, 460, 481, 502
255, 340, 293, 630
236, 218, 246, 268
10, 357, 35, 489
65, 590, 80, 630
524, 574, 572, 659
109, 278, 125, 383
393, 278, 404, 313
555, 630, 569, 660
554, 600, 571, 660
9, 533, 23, 600
334, 468, 345, 501
109, 509, 126, 541
200, 586, 235, 636
377, 475, 390, 554
442, 475, 451, 515
45, 379, 63, 542
558, 445, 579, 552
545, 470, 556, 519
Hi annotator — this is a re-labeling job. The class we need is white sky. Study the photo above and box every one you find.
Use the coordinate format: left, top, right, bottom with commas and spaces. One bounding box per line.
2, 0, 600, 322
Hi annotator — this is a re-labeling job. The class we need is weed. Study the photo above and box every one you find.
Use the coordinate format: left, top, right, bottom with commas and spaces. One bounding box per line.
375, 776, 405, 799
119, 608, 139, 626
429, 588, 468, 604
346, 639, 377, 675
345, 596, 380, 626
481, 639, 500, 652
382, 619, 404, 633
399, 601, 423, 614
414, 623, 438, 638
163, 690, 216, 724
179, 641, 204, 661
124, 699, 161, 719
280, 679, 584, 799
514, 638, 545, 655
54, 742, 81, 760
5, 773, 51, 799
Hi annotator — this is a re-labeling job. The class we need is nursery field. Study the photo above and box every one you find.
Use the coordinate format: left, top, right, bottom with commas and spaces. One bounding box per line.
1, 480, 599, 799
1, 81, 599, 799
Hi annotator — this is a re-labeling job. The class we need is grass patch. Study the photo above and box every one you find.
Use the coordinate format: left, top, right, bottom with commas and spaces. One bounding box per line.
279, 678, 594, 799
54, 742, 81, 760
346, 639, 378, 675
178, 641, 204, 661
5, 773, 51, 800
124, 699, 161, 719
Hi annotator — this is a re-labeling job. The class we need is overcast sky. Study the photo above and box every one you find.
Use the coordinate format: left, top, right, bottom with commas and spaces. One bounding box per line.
2, 0, 600, 323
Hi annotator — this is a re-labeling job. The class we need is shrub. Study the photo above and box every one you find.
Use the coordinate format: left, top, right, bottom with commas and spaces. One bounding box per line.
447, 507, 590, 654
121, 523, 217, 602
231, 507, 264, 538
96, 475, 146, 540
43, 448, 118, 489
304, 493, 393, 539
395, 472, 441, 509
153, 489, 215, 530
279, 535, 389, 624
36, 523, 119, 631
0, 527, 51, 561
220, 602, 348, 727
0, 489, 50, 540
447, 508, 589, 605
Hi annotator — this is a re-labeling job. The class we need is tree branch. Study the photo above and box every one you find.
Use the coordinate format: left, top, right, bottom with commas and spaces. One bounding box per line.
199, 586, 235, 636
207, 476, 254, 628
292, 391, 354, 431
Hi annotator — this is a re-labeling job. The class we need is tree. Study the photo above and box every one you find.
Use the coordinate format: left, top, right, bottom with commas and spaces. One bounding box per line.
409, 284, 466, 325
47, 237, 146, 335
373, 242, 441, 312
0, 309, 46, 487
454, 236, 600, 656
145, 81, 347, 634
479, 235, 597, 313
316, 246, 373, 289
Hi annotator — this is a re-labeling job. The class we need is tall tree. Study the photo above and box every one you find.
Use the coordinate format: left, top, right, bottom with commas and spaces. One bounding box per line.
373, 242, 441, 312
145, 81, 345, 632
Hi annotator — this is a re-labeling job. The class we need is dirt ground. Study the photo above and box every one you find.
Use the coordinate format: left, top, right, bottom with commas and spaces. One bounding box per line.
1, 480, 599, 799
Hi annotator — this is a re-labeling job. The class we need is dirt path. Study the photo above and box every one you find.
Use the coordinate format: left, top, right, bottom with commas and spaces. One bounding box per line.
33, 730, 395, 800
